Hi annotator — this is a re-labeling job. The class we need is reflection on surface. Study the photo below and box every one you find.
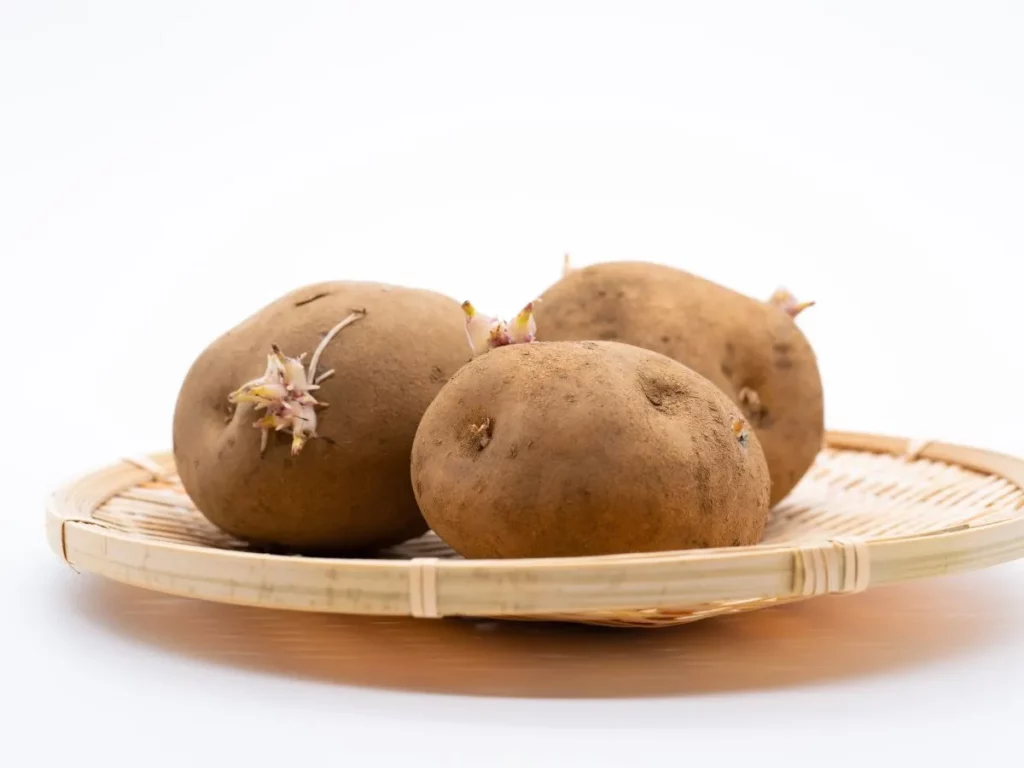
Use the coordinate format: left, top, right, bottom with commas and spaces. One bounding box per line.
70, 574, 1006, 698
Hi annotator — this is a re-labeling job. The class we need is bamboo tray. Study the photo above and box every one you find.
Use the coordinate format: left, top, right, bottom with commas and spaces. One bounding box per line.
45, 431, 1024, 628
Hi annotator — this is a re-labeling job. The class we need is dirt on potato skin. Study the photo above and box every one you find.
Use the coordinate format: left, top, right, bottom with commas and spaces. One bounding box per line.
172, 281, 471, 553
411, 340, 771, 559
535, 261, 824, 506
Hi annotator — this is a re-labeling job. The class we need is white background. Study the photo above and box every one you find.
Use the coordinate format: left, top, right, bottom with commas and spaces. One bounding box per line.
3, 1, 1023, 765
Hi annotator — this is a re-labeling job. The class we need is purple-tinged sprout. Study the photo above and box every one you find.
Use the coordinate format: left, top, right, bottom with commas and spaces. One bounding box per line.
462, 299, 537, 355
487, 319, 512, 348
229, 345, 322, 456
286, 400, 318, 456
462, 301, 497, 356
769, 288, 815, 319
508, 301, 537, 344
226, 311, 365, 456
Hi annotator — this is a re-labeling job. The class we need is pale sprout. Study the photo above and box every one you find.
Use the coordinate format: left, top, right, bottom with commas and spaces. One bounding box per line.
769, 288, 815, 319
229, 346, 321, 456
508, 301, 537, 344
227, 311, 365, 456
461, 300, 538, 356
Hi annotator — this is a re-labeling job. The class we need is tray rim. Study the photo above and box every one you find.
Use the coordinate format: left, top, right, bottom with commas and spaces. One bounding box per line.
45, 430, 1024, 620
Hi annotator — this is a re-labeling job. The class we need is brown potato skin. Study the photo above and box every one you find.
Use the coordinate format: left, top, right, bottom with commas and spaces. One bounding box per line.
536, 261, 824, 506
173, 281, 471, 553
411, 340, 771, 559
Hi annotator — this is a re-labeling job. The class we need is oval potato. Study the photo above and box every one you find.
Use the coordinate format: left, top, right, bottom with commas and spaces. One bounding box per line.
411, 340, 771, 559
173, 281, 470, 552
536, 261, 824, 505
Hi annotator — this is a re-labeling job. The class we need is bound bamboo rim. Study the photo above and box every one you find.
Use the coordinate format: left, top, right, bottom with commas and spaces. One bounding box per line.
45, 431, 1024, 628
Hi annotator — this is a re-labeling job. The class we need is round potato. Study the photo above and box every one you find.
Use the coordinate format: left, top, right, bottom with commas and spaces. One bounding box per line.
536, 261, 824, 506
173, 281, 471, 553
411, 340, 771, 559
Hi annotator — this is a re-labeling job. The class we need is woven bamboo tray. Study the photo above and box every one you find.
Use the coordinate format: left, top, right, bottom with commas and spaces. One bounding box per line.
45, 431, 1024, 628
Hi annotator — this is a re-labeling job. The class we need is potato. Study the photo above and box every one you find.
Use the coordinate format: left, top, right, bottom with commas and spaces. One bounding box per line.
173, 281, 471, 552
535, 260, 824, 506
411, 340, 771, 559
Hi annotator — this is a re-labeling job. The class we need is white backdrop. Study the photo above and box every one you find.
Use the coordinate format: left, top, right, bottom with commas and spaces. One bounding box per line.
3, 2, 1023, 765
